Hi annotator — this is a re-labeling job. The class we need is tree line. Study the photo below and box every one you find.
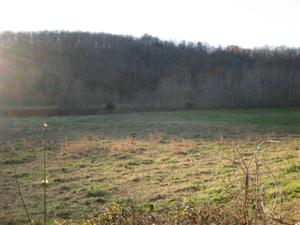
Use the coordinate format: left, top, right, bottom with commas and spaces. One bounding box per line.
1, 31, 300, 115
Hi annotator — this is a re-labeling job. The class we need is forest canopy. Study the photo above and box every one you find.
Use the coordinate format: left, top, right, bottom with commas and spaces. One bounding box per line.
1, 31, 300, 115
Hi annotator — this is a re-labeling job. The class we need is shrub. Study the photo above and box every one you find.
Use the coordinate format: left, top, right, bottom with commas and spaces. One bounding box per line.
185, 102, 195, 110
105, 101, 116, 113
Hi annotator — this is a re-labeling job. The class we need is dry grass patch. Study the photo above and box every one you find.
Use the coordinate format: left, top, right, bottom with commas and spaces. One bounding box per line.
58, 133, 233, 159
148, 132, 166, 143
60, 136, 102, 155
168, 137, 198, 155
107, 136, 148, 154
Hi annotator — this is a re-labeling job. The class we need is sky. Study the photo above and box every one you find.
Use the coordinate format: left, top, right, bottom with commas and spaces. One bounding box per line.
0, 0, 299, 48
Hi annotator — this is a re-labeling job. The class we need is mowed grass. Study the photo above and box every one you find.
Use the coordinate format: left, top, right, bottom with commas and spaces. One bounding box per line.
0, 108, 299, 224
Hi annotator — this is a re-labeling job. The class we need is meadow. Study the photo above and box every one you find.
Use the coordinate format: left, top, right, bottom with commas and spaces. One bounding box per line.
1, 108, 299, 224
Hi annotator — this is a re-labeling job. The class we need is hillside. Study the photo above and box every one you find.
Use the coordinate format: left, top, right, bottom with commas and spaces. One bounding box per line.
1, 31, 300, 116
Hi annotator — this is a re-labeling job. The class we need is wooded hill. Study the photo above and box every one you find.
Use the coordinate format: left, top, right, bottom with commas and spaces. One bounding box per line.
1, 31, 300, 115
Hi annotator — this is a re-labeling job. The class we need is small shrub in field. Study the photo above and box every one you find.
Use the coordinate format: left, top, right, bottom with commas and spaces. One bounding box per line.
105, 101, 116, 113
185, 102, 195, 110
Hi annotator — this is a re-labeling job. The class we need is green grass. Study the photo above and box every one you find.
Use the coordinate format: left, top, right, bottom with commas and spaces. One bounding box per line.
0, 108, 299, 224
2, 108, 300, 141
286, 165, 300, 173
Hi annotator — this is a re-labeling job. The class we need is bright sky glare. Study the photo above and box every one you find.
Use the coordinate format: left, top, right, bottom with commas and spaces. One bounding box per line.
0, 0, 299, 48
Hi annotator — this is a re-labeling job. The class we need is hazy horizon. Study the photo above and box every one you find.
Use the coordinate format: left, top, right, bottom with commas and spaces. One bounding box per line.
0, 0, 299, 48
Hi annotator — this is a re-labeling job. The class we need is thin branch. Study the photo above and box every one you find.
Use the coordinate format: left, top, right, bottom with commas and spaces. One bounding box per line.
15, 170, 33, 225
248, 140, 279, 168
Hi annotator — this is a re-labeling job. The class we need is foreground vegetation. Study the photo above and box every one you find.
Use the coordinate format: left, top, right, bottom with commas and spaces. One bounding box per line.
0, 108, 299, 224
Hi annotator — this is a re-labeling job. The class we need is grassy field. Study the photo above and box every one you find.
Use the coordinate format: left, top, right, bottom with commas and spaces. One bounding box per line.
1, 108, 300, 224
